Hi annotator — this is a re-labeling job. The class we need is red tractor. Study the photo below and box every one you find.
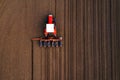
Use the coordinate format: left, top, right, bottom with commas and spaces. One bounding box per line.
32, 14, 62, 47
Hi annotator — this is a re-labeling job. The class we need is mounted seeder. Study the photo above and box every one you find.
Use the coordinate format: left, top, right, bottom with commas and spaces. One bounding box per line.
32, 14, 62, 47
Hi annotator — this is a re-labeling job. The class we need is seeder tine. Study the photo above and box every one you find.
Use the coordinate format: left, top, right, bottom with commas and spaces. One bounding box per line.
43, 41, 47, 47
60, 41, 62, 47
52, 41, 55, 47
38, 39, 62, 47
47, 41, 51, 47
39, 41, 43, 47
55, 41, 58, 47
58, 41, 62, 47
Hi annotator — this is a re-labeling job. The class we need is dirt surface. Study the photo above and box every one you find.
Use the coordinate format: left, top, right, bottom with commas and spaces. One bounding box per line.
0, 0, 119, 80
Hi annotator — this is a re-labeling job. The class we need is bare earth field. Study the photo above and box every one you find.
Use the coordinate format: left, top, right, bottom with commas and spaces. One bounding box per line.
0, 0, 119, 80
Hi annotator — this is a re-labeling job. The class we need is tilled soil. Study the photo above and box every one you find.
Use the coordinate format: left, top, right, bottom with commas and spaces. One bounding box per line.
0, 0, 119, 80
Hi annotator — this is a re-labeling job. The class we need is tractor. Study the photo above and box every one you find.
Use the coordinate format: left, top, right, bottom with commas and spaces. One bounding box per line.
32, 14, 62, 47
